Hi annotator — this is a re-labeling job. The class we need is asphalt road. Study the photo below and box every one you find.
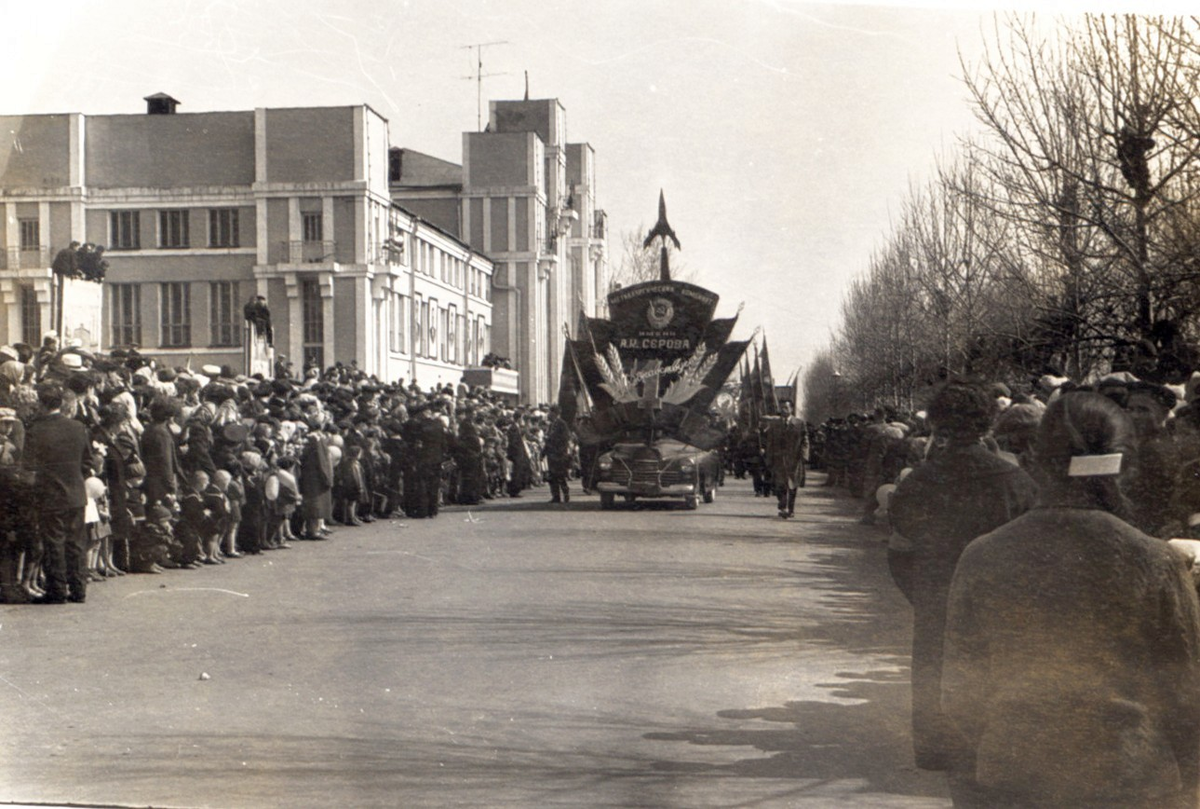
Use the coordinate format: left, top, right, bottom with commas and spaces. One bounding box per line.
0, 475, 951, 808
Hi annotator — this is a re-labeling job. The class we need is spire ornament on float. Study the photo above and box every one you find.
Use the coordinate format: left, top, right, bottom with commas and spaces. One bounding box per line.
642, 190, 681, 282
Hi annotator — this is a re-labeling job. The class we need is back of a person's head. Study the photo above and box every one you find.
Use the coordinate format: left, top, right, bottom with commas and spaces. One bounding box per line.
1036, 391, 1135, 513
36, 381, 64, 412
926, 381, 995, 444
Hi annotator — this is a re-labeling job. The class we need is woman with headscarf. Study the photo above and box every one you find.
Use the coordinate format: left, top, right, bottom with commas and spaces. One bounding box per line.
942, 392, 1200, 808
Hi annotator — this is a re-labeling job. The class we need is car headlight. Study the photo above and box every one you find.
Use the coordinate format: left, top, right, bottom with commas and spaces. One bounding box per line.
679, 459, 695, 471
598, 456, 613, 470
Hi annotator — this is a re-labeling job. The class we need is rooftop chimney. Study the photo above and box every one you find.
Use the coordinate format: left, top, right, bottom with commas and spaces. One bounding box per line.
144, 92, 180, 115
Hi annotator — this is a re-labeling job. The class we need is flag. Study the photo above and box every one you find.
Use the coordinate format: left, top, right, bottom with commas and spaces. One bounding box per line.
688, 340, 751, 413
760, 335, 778, 416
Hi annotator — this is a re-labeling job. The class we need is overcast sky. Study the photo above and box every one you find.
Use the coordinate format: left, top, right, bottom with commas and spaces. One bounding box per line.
1, 0, 1173, 379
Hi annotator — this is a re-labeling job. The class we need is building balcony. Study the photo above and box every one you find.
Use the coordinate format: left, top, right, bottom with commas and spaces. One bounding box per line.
2, 246, 50, 271
281, 240, 337, 264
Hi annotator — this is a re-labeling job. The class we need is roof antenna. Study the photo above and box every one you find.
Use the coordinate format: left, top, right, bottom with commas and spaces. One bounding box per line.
459, 41, 508, 131
524, 70, 530, 101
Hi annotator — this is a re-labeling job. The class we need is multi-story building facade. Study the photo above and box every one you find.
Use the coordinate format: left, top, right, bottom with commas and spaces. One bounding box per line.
391, 97, 608, 405
0, 96, 494, 390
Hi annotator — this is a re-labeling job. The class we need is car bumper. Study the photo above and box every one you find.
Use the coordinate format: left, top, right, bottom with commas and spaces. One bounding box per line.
596, 481, 696, 496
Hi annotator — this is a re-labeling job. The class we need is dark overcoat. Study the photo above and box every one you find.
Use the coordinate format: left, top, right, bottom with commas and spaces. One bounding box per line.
889, 442, 1038, 770
944, 507, 1200, 808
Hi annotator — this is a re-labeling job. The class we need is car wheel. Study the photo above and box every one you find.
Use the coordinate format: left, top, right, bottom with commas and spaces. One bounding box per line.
702, 478, 715, 504
600, 492, 615, 510
684, 495, 699, 510
624, 494, 636, 503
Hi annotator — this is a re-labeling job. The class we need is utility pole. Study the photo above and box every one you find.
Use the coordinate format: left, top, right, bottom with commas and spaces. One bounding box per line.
460, 41, 508, 132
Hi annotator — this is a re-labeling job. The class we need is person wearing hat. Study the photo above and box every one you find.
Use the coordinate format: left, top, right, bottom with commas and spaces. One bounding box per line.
23, 382, 96, 604
1123, 380, 1181, 536
889, 381, 1038, 774
415, 400, 449, 518
542, 404, 573, 504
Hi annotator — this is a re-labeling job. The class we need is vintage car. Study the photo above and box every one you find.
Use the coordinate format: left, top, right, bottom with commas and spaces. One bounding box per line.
595, 438, 721, 510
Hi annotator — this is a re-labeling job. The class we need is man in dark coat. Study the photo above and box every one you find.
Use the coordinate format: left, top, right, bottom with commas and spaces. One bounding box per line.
416, 404, 448, 518
542, 405, 573, 504
23, 382, 95, 604
401, 406, 425, 517
141, 397, 181, 508
455, 411, 486, 506
763, 401, 809, 518
889, 381, 1038, 773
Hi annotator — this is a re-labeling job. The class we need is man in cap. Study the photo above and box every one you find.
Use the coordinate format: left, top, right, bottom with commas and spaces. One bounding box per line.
23, 382, 95, 604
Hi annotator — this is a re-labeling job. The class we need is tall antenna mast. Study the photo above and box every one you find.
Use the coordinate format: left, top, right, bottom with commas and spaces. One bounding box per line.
459, 41, 508, 132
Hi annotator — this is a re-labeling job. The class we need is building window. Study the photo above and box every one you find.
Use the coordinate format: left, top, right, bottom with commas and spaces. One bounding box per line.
159, 210, 189, 248
446, 305, 457, 364
19, 286, 41, 347
389, 292, 407, 354
301, 277, 324, 371
470, 317, 480, 366
110, 284, 141, 347
18, 219, 39, 251
111, 211, 140, 250
413, 294, 423, 358
302, 211, 323, 243
479, 316, 489, 358
440, 306, 450, 362
210, 281, 241, 347
160, 282, 191, 347
422, 298, 432, 358
396, 294, 406, 353
209, 208, 240, 248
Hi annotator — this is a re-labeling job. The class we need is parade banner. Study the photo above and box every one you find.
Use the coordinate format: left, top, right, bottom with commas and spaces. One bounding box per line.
605, 281, 719, 362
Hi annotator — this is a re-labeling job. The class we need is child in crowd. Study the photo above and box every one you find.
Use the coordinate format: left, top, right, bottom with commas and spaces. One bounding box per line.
339, 445, 366, 526
203, 470, 232, 564
128, 504, 174, 574
176, 470, 211, 569
223, 461, 245, 558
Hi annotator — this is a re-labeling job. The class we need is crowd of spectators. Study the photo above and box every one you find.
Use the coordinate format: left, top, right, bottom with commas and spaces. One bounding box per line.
0, 333, 571, 606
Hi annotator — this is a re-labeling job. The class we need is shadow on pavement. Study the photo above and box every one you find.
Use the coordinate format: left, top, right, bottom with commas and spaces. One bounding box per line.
635, 474, 945, 802
642, 670, 941, 799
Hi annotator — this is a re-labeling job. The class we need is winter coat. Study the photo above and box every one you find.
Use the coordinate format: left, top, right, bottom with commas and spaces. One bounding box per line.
889, 441, 1038, 770
943, 507, 1200, 808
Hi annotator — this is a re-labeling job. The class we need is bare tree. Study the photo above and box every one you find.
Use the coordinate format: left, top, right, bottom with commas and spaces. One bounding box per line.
607, 226, 693, 292
964, 14, 1200, 376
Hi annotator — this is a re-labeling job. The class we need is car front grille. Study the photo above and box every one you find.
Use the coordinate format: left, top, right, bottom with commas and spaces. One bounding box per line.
631, 460, 660, 486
